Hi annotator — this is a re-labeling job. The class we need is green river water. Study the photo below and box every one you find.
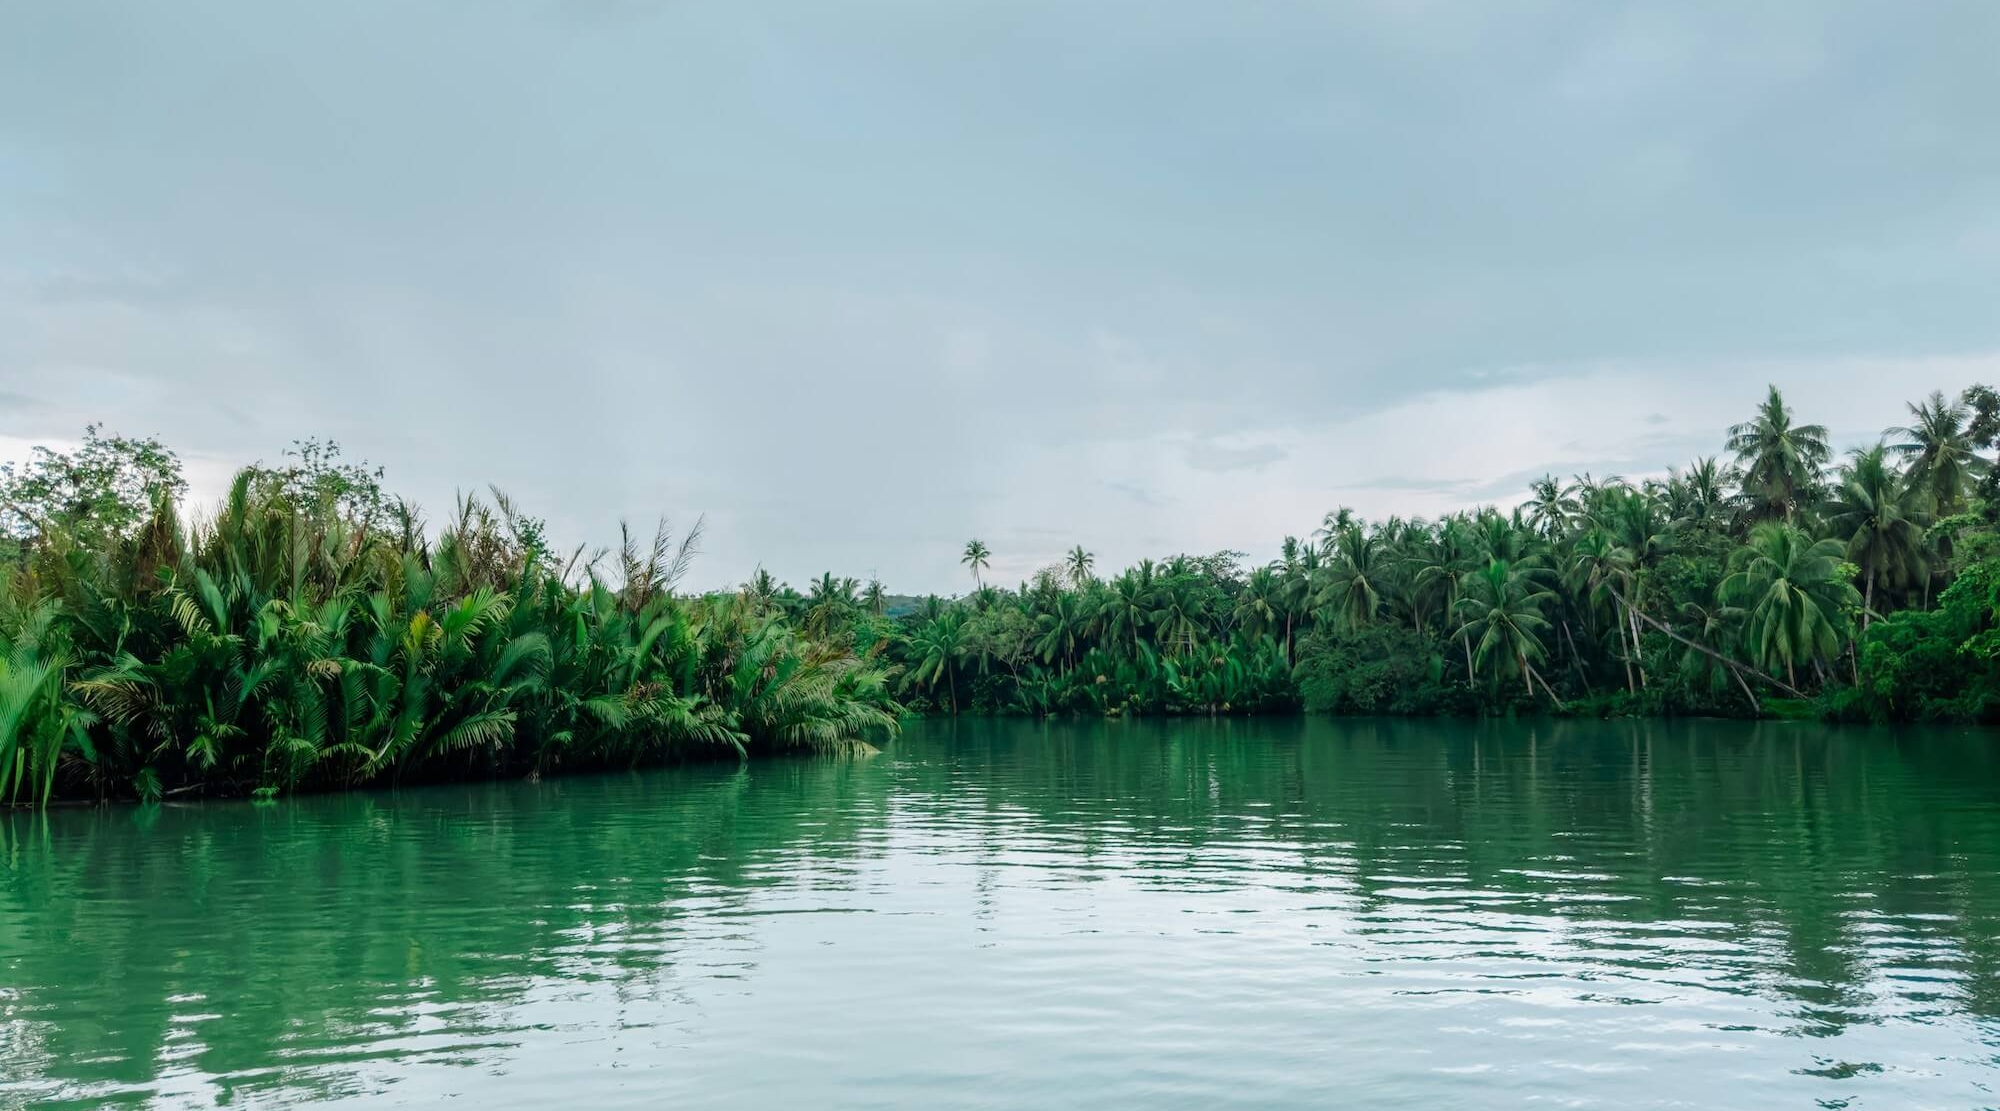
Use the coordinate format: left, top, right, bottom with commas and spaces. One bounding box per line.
5, 718, 2000, 1109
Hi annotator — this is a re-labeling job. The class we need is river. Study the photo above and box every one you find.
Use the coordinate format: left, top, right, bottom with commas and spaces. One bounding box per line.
4, 718, 1999, 1108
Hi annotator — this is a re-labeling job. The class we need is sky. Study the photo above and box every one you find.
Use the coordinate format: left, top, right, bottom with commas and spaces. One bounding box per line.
2, 1, 1996, 594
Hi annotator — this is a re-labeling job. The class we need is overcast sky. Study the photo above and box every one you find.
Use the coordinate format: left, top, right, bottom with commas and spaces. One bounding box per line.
3, 2, 1996, 593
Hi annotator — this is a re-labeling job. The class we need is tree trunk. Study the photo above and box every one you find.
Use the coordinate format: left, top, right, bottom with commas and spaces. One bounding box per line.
1525, 661, 1561, 707
1731, 665, 1762, 714
1560, 620, 1592, 696
1610, 586, 1808, 699
1627, 603, 1649, 689
1862, 571, 1875, 631
1614, 608, 1637, 694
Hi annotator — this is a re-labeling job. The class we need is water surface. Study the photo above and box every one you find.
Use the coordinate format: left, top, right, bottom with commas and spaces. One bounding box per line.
5, 718, 2000, 1109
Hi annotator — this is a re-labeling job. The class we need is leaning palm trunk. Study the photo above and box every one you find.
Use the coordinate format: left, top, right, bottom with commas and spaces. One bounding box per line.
1614, 610, 1637, 694
1524, 660, 1561, 707
1731, 667, 1761, 714
1559, 620, 1593, 696
1626, 603, 1648, 689
1609, 586, 1807, 700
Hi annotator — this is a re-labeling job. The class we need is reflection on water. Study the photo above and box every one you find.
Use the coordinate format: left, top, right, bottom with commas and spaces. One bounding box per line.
4, 718, 2000, 1108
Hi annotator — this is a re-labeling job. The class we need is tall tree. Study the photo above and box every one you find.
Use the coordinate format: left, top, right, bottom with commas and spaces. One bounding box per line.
1718, 523, 1860, 688
1453, 558, 1556, 698
1232, 567, 1283, 643
905, 612, 966, 714
1314, 523, 1387, 630
961, 539, 991, 588
1890, 389, 1984, 517
1727, 385, 1830, 523
1065, 545, 1095, 587
0, 424, 186, 550
1826, 444, 1930, 628
1523, 475, 1578, 539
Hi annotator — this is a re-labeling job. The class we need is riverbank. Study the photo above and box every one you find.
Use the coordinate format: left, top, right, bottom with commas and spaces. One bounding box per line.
6, 381, 1997, 805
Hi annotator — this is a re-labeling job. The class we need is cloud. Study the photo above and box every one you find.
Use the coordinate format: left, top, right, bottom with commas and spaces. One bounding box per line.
1184, 439, 1288, 473
1103, 480, 1167, 507
1, 2, 1996, 592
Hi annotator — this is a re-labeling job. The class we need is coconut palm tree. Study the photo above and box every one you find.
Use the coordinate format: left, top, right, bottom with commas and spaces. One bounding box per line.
1314, 508, 1356, 556
1567, 528, 1641, 693
1662, 457, 1732, 532
1272, 539, 1317, 664
1523, 475, 1578, 539
1315, 522, 1387, 630
1065, 545, 1095, 587
1100, 568, 1155, 659
961, 539, 991, 588
1453, 558, 1556, 698
744, 568, 780, 613
1890, 389, 1985, 517
1826, 443, 1931, 628
1152, 575, 1204, 658
1718, 523, 1860, 688
1727, 385, 1830, 523
1232, 567, 1283, 643
904, 611, 966, 714
1033, 593, 1087, 668
804, 573, 859, 637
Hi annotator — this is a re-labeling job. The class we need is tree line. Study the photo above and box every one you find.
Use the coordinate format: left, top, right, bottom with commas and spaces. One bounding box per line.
765, 384, 1992, 722
3, 381, 1994, 803
0, 438, 897, 804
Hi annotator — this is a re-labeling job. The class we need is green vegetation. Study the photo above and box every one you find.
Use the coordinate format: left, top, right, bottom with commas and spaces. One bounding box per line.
6, 381, 2000, 807
0, 435, 898, 805
856, 384, 2000, 723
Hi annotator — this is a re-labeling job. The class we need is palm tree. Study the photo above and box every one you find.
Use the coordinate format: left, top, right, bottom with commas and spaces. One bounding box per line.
1100, 569, 1154, 658
961, 539, 991, 588
1152, 575, 1203, 658
1826, 444, 1930, 629
863, 579, 886, 616
1890, 389, 1985, 517
804, 573, 859, 637
1033, 593, 1086, 668
905, 612, 966, 714
1276, 543, 1319, 665
1662, 457, 1732, 532
1718, 523, 1860, 689
1523, 475, 1577, 539
1567, 528, 1641, 694
1232, 567, 1282, 643
1727, 384, 1830, 523
1453, 558, 1556, 699
1065, 545, 1095, 587
1314, 522, 1386, 630
1314, 507, 1356, 556
744, 568, 780, 613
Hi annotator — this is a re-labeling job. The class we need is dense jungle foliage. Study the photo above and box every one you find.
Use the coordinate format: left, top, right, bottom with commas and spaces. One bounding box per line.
0, 438, 898, 804
828, 384, 2000, 724
3, 382, 1997, 804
